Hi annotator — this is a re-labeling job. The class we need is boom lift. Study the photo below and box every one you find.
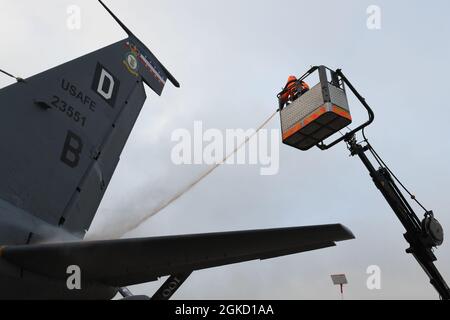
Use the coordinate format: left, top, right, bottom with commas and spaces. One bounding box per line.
278, 66, 449, 300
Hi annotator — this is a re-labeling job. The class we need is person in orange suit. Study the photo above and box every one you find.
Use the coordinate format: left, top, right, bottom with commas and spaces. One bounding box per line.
279, 75, 310, 110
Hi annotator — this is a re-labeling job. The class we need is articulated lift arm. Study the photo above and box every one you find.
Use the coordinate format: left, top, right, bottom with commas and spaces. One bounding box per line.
314, 68, 450, 299
347, 137, 449, 300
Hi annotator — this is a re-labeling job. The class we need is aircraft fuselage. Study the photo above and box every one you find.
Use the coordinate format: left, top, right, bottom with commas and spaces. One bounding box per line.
0, 199, 117, 300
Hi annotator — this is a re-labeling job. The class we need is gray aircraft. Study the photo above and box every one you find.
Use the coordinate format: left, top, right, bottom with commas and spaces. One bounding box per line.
0, 1, 354, 300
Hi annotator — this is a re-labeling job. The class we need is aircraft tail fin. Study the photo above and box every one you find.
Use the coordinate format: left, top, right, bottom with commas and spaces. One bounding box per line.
98, 0, 180, 95
0, 2, 179, 238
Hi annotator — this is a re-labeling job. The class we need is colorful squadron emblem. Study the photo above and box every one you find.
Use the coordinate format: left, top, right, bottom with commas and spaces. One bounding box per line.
123, 52, 139, 77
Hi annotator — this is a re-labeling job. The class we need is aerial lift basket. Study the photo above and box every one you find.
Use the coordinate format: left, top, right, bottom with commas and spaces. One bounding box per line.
279, 66, 352, 151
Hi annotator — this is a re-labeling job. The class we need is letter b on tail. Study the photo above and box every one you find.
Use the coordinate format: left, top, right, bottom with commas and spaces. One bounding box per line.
61, 131, 83, 168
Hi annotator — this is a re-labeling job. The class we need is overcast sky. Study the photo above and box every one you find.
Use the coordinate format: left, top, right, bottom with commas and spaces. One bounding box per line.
1, 0, 449, 300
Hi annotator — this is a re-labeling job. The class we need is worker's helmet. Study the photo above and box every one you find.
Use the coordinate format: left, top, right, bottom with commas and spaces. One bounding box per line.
287, 75, 297, 83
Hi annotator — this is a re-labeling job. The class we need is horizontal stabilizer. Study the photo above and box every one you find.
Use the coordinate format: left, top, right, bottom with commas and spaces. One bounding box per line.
0, 224, 354, 287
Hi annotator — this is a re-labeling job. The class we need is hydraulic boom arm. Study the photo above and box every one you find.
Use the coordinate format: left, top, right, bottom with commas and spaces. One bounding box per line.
347, 136, 449, 299
296, 66, 449, 299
